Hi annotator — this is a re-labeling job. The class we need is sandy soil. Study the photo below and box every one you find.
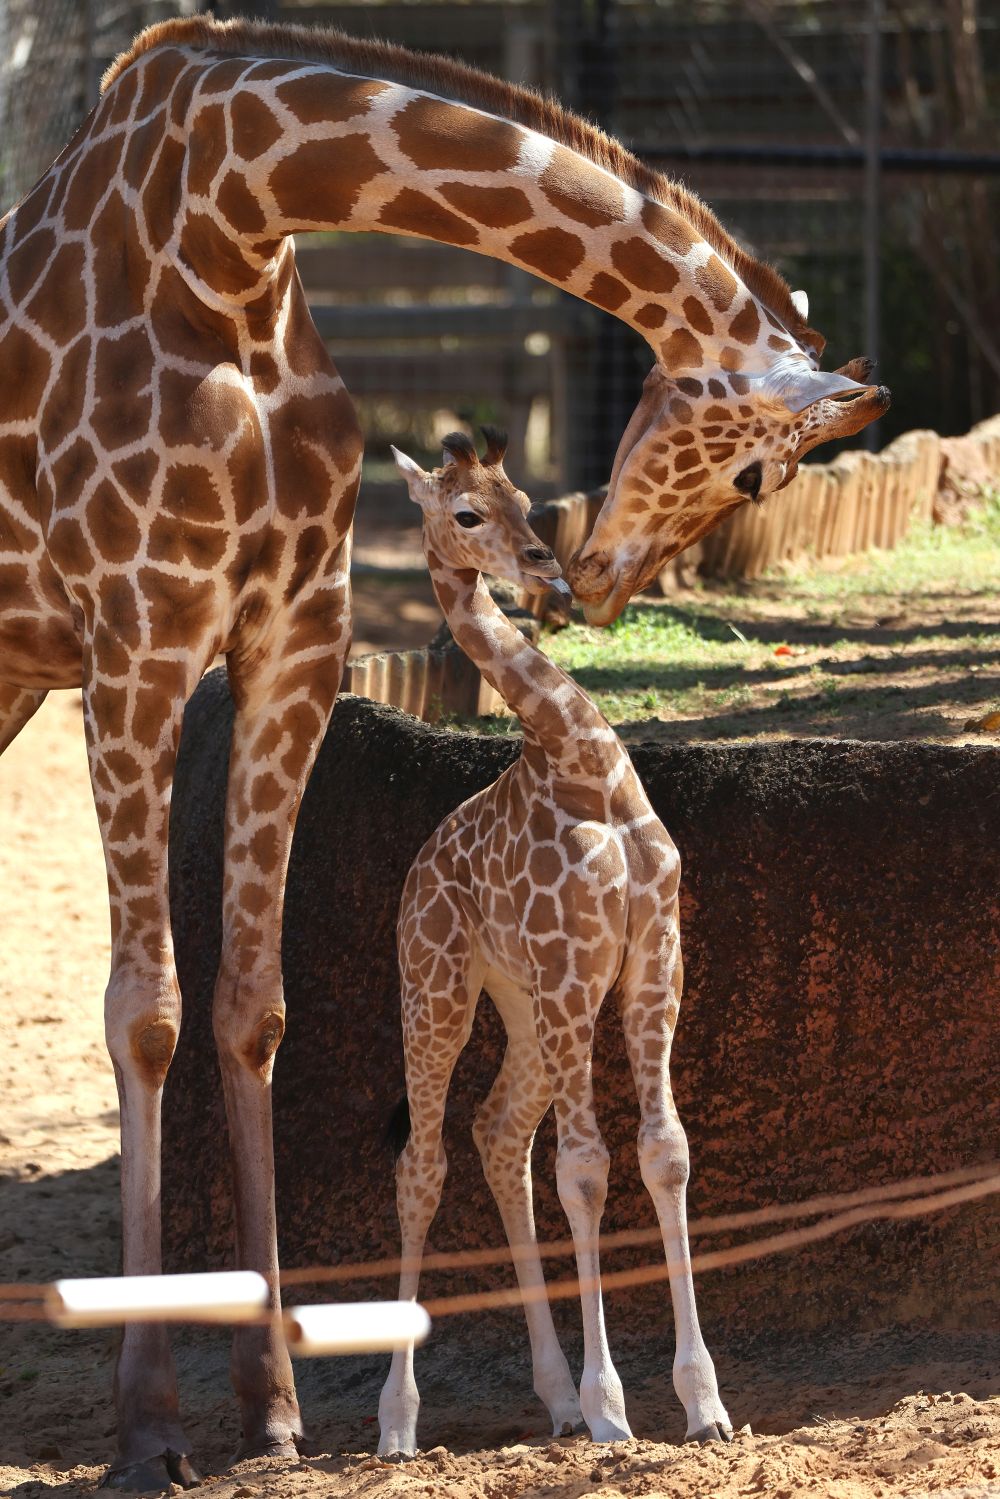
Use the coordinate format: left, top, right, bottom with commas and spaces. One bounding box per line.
1, 647, 998, 1498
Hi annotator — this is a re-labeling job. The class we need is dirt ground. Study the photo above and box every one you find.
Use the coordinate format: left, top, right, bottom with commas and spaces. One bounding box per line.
1, 572, 999, 1498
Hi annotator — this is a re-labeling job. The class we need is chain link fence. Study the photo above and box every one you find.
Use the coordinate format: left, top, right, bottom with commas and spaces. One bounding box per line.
0, 1, 198, 209
3, 0, 997, 496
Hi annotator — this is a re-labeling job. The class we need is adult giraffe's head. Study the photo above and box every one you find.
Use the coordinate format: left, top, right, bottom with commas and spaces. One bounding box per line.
392, 427, 567, 597
567, 295, 890, 624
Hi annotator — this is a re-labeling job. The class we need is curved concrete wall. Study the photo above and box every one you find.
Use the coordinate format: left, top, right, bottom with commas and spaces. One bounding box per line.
164, 676, 1000, 1334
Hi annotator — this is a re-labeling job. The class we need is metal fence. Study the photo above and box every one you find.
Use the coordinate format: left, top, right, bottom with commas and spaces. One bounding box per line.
3, 0, 997, 501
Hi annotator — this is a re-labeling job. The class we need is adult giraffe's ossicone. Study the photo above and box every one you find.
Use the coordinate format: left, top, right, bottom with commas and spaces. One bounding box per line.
0, 13, 886, 1484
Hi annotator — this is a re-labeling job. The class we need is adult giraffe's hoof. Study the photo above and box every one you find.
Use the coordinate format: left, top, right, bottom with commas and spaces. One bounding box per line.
101, 1451, 202, 1492
229, 1436, 301, 1463
378, 1448, 417, 1464
686, 1421, 734, 1444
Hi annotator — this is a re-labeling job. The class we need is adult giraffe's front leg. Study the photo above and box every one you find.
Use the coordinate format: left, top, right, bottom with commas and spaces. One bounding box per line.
214, 551, 352, 1459
84, 627, 211, 1492
0, 683, 47, 755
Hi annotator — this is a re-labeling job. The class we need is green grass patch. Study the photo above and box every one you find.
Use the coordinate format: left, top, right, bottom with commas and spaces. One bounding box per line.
763, 490, 1000, 609
541, 493, 1000, 729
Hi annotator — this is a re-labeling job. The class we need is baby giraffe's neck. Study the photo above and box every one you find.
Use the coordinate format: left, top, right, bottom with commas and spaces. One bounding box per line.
427, 548, 627, 790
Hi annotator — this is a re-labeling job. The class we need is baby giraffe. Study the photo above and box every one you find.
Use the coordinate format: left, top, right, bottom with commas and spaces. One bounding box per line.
378, 427, 732, 1459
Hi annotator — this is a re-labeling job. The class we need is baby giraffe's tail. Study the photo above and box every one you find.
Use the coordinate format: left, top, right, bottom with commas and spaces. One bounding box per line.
386, 1094, 411, 1159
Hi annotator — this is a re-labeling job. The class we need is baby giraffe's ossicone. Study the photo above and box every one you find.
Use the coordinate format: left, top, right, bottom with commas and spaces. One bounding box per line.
389, 425, 568, 601
378, 428, 732, 1460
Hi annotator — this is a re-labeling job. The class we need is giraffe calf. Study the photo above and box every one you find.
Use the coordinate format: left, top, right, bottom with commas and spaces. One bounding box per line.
377, 427, 732, 1459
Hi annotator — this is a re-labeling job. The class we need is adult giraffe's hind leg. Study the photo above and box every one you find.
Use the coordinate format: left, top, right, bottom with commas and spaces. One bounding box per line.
0, 682, 47, 755
618, 925, 732, 1444
215, 553, 353, 1461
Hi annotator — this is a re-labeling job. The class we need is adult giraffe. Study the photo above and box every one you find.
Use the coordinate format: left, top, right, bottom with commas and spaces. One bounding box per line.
0, 15, 888, 1488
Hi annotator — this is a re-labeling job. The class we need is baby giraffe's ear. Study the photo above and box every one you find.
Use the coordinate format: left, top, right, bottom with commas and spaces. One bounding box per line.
390, 445, 431, 503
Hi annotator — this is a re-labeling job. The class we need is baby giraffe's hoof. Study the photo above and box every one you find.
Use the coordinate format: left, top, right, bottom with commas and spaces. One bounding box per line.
378, 1448, 417, 1464
587, 1417, 633, 1443
102, 1451, 201, 1493
687, 1422, 733, 1444
545, 1395, 584, 1438
555, 1419, 587, 1437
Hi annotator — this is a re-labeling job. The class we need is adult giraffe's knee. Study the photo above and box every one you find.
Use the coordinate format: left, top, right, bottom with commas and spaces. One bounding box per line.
211, 950, 286, 1081
104, 963, 182, 1091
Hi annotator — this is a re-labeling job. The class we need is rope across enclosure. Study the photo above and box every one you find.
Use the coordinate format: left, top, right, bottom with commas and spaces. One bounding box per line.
1, 1162, 995, 1336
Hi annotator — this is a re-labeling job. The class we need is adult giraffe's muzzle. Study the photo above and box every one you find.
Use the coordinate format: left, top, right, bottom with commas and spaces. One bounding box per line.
568, 545, 654, 627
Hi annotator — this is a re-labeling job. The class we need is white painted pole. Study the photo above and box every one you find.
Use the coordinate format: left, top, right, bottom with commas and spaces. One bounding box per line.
283, 1301, 431, 1356
47, 1271, 270, 1328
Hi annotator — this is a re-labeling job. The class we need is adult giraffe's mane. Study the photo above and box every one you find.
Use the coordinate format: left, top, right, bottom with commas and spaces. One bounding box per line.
103, 16, 808, 339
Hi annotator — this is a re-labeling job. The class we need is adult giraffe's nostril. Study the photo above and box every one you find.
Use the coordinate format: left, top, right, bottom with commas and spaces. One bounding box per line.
566, 546, 612, 602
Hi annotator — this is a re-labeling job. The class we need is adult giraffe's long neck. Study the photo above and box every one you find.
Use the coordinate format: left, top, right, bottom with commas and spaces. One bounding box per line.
163, 52, 796, 377
425, 550, 624, 786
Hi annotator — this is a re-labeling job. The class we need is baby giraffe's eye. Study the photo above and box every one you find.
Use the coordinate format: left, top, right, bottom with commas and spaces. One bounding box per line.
455, 511, 483, 529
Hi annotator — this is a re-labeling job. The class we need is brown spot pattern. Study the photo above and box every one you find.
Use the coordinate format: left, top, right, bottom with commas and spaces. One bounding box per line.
438, 182, 532, 228
229, 92, 283, 159
393, 95, 521, 172
379, 189, 480, 247
541, 146, 624, 227
586, 273, 632, 313
696, 255, 739, 311
635, 303, 666, 329
729, 301, 761, 346
610, 237, 679, 293
659, 327, 703, 371
269, 133, 384, 225
276, 73, 388, 125
510, 227, 585, 281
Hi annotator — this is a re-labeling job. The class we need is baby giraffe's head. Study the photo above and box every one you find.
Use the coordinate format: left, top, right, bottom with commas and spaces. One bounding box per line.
392, 426, 569, 598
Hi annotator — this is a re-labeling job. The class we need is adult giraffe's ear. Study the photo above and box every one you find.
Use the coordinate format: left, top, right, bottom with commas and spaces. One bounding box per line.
778, 367, 869, 414
791, 288, 809, 320
391, 445, 431, 503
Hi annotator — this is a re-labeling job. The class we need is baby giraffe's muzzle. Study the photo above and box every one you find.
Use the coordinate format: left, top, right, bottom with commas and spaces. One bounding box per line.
520, 542, 569, 597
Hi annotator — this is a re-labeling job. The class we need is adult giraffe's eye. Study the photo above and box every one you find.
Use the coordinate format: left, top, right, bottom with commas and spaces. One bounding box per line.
734, 461, 763, 503
455, 511, 483, 529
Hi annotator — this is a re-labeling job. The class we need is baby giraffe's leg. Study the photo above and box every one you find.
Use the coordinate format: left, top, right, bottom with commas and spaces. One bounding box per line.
534, 980, 631, 1443
473, 984, 581, 1435
378, 914, 484, 1461
618, 927, 732, 1443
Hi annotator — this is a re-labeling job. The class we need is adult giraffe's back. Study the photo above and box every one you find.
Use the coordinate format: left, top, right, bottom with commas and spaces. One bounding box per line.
0, 15, 887, 1487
